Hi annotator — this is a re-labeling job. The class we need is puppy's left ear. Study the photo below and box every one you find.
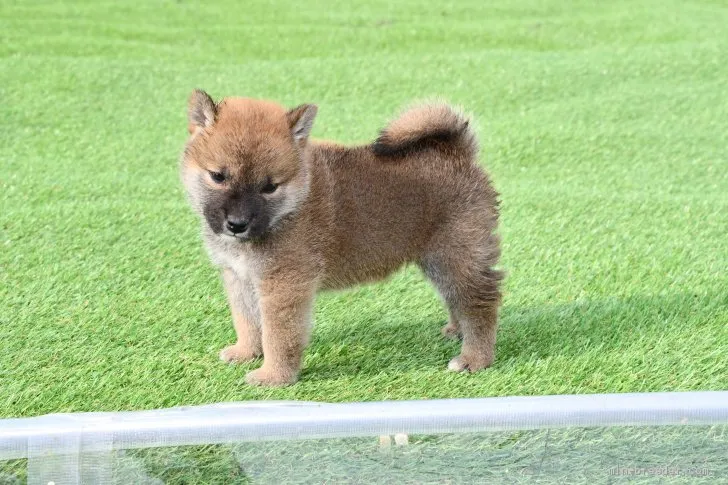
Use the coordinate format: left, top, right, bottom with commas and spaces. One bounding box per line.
287, 104, 318, 142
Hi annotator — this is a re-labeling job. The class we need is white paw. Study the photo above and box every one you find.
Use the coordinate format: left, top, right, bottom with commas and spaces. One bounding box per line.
447, 354, 493, 373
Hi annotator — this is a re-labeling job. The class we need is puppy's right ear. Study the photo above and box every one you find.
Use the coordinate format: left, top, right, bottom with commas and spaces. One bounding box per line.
188, 89, 216, 134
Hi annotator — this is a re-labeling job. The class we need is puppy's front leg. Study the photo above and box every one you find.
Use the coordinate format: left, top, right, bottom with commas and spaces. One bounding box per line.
219, 268, 262, 363
245, 276, 316, 386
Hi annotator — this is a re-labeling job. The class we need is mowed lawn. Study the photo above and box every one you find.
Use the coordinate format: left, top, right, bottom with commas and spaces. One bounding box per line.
1, 0, 726, 418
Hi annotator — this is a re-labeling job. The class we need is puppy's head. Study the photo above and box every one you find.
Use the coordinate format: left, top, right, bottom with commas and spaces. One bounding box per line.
181, 90, 317, 242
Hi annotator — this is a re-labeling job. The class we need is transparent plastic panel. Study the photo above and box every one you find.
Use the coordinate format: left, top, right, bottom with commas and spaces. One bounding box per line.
4, 425, 724, 484
118, 425, 725, 484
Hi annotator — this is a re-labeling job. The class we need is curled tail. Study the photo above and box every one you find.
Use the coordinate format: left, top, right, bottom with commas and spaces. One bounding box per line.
372, 103, 478, 159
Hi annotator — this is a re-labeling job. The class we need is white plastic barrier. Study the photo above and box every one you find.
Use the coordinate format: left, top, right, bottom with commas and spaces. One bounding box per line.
1, 391, 726, 484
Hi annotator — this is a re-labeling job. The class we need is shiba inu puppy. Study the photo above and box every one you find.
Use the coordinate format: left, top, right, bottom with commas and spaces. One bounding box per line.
181, 90, 502, 386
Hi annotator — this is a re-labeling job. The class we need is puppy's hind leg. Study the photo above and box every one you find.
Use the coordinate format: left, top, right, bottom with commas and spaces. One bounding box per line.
420, 236, 503, 372
441, 308, 462, 340
446, 289, 501, 373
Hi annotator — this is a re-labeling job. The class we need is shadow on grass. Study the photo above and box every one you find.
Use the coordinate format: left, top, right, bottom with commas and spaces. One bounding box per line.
303, 291, 721, 381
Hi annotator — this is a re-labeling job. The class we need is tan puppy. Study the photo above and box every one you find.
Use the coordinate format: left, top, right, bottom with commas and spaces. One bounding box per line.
181, 90, 503, 386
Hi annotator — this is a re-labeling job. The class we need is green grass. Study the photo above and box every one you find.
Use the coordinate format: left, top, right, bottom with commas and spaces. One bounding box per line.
1, 0, 727, 418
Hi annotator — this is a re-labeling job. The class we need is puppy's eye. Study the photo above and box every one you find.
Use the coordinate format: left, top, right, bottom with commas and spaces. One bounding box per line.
208, 171, 226, 184
261, 181, 279, 194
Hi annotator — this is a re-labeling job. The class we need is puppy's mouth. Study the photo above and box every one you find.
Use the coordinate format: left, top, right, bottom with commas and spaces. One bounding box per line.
220, 232, 251, 242
220, 225, 268, 243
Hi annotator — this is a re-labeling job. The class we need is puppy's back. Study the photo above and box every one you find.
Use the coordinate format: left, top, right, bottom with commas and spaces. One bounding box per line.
310, 103, 494, 288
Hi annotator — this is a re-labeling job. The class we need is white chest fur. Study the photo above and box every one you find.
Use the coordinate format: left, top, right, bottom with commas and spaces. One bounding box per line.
204, 232, 262, 323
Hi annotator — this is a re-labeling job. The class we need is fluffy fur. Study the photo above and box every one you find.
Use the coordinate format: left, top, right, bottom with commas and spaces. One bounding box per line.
181, 91, 503, 386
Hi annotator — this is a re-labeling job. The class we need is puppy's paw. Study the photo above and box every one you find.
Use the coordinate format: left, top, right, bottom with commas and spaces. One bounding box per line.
245, 366, 298, 387
441, 321, 462, 340
219, 344, 260, 364
447, 353, 493, 373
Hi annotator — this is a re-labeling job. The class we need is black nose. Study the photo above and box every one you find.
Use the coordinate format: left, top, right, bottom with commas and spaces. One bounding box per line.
225, 217, 249, 234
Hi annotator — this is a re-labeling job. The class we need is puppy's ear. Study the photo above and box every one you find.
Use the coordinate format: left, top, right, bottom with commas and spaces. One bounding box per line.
188, 89, 217, 134
286, 104, 318, 142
